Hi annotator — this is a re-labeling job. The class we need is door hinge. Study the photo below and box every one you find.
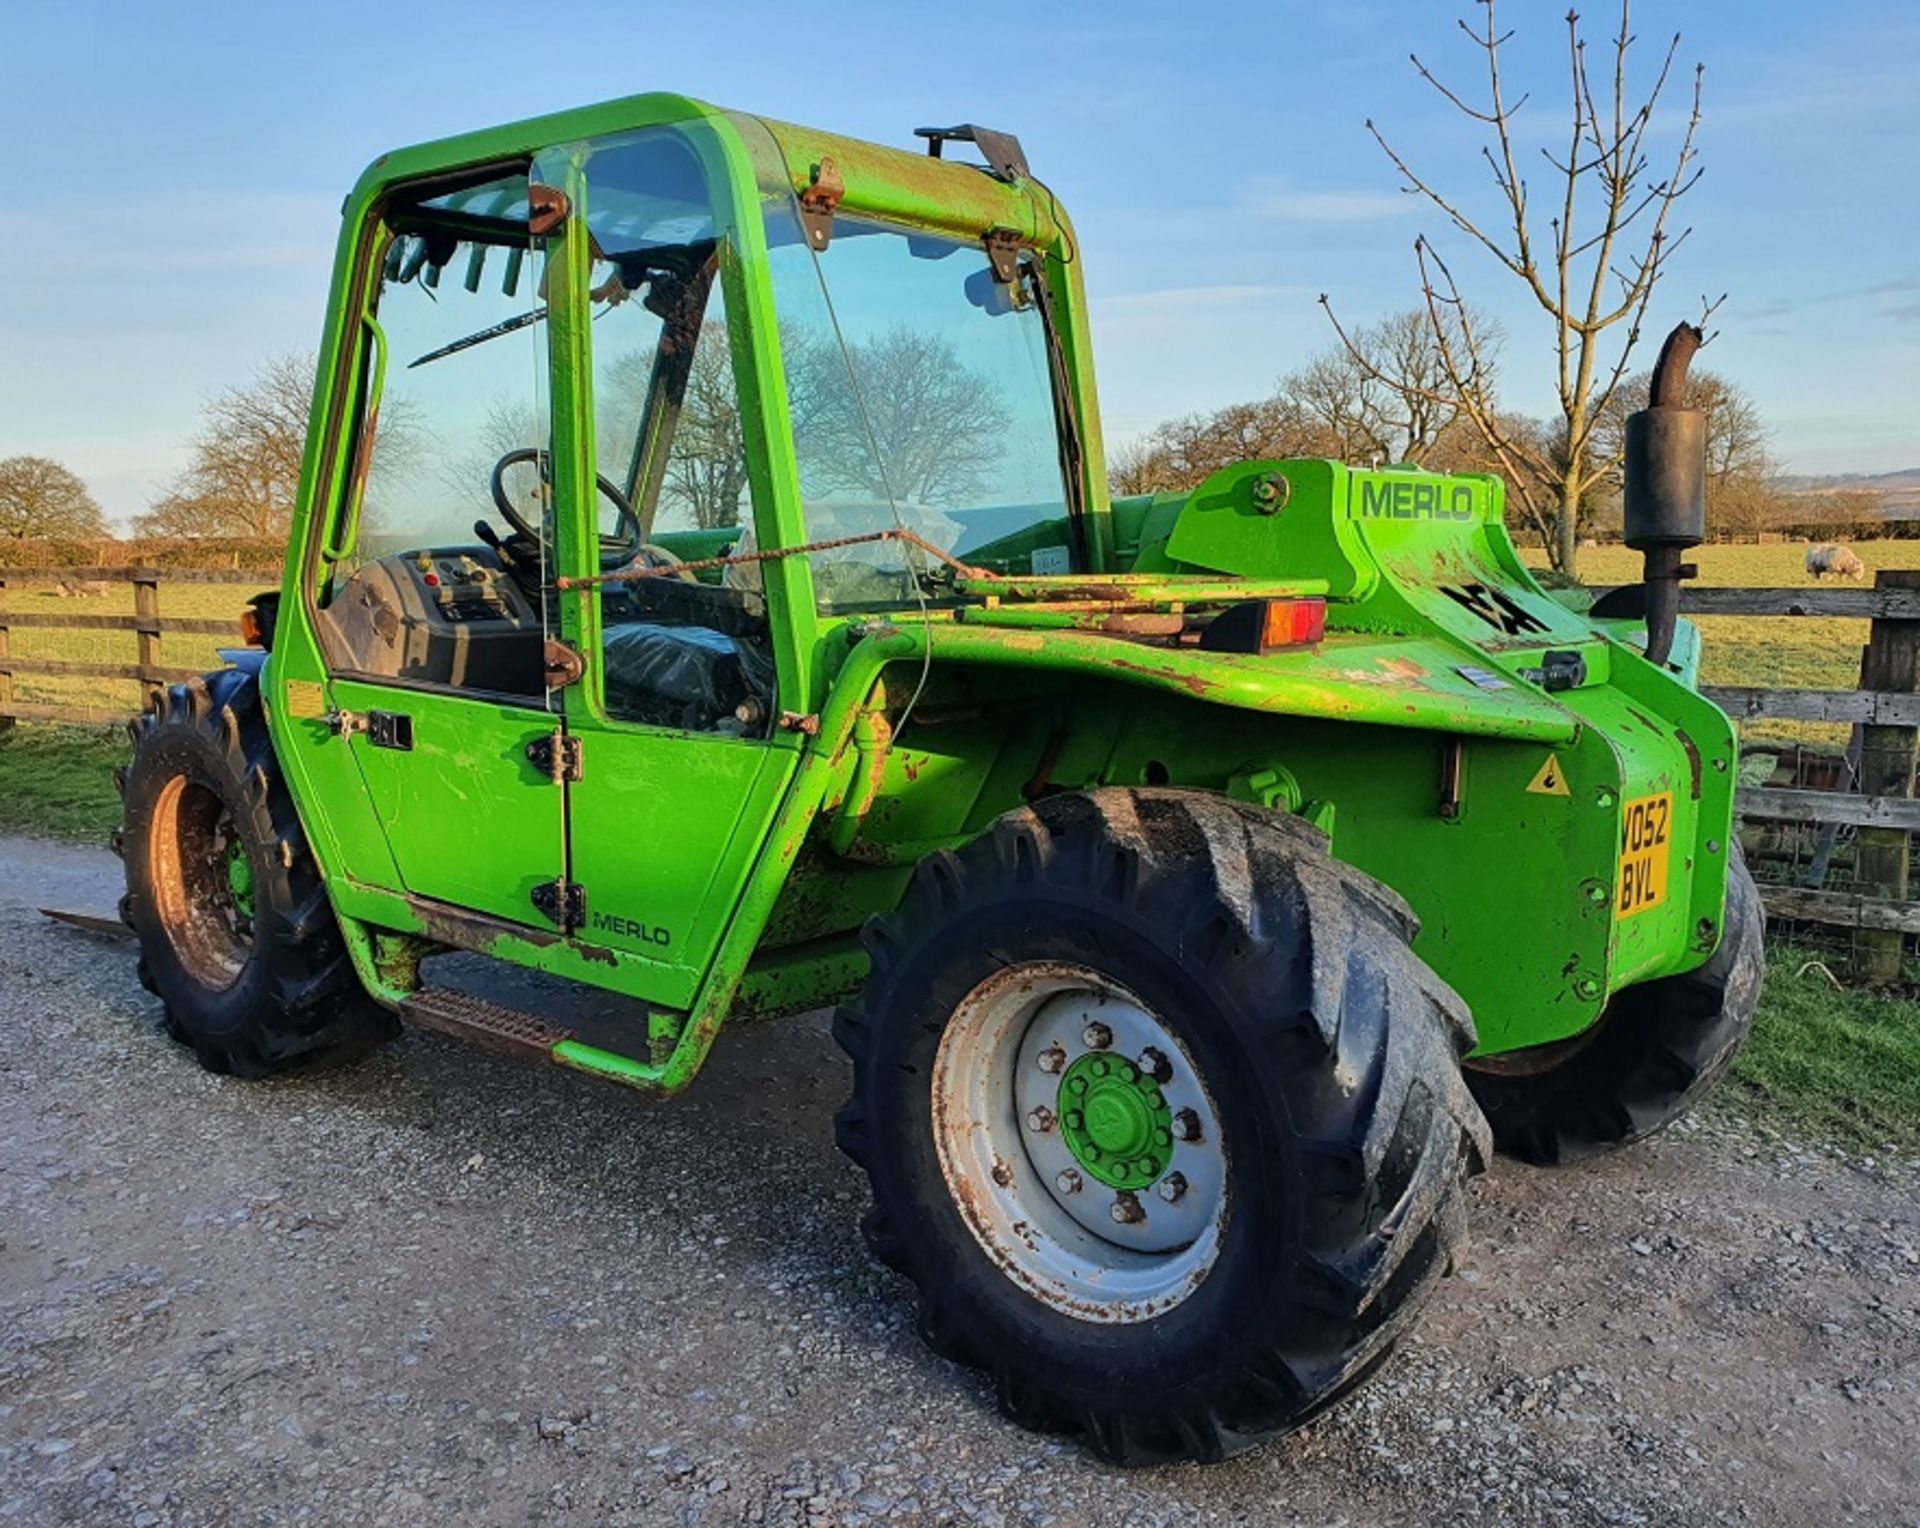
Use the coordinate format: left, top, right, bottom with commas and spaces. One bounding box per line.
530, 878, 586, 931
797, 156, 844, 250
525, 730, 583, 784
982, 226, 1022, 285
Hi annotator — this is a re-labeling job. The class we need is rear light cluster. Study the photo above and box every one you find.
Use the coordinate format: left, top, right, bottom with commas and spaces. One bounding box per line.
1197, 598, 1327, 655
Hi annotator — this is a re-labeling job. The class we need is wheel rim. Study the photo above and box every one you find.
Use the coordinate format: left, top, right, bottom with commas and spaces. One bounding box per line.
932, 963, 1228, 1324
148, 776, 254, 991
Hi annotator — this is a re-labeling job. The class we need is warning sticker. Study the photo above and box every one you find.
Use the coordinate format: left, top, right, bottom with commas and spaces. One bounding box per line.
1527, 754, 1570, 796
1616, 791, 1672, 919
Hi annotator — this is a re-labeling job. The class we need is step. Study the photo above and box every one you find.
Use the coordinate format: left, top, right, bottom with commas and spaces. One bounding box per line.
400, 986, 574, 1063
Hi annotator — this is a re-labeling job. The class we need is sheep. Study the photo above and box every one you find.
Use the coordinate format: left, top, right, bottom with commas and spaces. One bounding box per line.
1805, 544, 1866, 581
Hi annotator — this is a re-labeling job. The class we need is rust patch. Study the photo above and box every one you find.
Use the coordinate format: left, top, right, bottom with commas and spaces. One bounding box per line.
1675, 727, 1703, 801
1109, 656, 1211, 697
408, 895, 561, 951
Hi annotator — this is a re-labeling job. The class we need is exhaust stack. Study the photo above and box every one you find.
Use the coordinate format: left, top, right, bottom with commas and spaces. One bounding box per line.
1622, 322, 1707, 666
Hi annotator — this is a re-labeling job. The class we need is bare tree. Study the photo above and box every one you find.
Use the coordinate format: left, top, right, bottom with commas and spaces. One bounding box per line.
137, 355, 316, 538
1283, 307, 1502, 468
0, 456, 107, 539
661, 325, 753, 531
1111, 397, 1326, 496
1327, 1, 1714, 575
1594, 366, 1779, 535
801, 325, 1010, 505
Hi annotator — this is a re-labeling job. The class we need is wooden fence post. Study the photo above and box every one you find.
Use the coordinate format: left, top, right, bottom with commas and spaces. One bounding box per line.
0, 573, 13, 735
132, 569, 163, 714
1852, 569, 1920, 982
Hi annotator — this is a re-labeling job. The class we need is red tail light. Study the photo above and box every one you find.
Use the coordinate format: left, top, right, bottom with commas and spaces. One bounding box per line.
1199, 598, 1328, 655
1260, 598, 1326, 650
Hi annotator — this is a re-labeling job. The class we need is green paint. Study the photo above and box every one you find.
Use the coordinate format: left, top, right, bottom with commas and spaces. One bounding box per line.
226, 840, 254, 922
229, 89, 1735, 1098
1058, 1054, 1174, 1190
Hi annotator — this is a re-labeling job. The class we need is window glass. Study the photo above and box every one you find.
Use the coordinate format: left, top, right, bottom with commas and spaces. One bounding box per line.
762, 214, 1071, 609
358, 174, 547, 559
316, 168, 553, 702
571, 128, 773, 734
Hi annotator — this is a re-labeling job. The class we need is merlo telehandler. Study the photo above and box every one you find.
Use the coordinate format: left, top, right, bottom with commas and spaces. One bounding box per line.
117, 95, 1761, 1464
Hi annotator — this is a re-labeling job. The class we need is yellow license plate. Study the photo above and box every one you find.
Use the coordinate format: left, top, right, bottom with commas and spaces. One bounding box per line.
1616, 791, 1672, 919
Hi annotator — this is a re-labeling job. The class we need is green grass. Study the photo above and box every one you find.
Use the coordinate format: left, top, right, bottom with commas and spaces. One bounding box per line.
1530, 540, 1920, 749
0, 724, 126, 843
1, 576, 243, 717
1726, 944, 1920, 1156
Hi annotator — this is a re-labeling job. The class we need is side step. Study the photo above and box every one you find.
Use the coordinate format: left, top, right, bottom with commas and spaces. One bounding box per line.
400, 986, 574, 1064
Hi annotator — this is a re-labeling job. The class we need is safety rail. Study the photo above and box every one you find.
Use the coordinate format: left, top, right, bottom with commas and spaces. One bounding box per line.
0, 566, 277, 729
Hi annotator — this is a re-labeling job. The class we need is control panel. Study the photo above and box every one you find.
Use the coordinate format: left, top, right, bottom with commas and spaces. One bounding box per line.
406, 550, 522, 625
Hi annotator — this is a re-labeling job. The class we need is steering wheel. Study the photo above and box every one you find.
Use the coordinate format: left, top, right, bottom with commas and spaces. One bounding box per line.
488, 448, 644, 566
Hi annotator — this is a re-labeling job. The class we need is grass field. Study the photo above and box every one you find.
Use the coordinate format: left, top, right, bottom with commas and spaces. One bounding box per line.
0, 576, 259, 719
1536, 539, 1920, 708
1723, 945, 1920, 1157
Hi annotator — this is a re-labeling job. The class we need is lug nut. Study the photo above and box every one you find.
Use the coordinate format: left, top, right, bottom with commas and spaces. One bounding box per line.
1082, 1021, 1112, 1050
1036, 1044, 1067, 1074
1173, 1108, 1202, 1142
1055, 1169, 1082, 1195
1157, 1172, 1188, 1204
1026, 1105, 1055, 1133
1109, 1192, 1145, 1225
1137, 1046, 1171, 1083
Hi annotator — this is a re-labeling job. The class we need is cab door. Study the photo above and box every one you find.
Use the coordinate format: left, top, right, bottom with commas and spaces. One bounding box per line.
311, 164, 568, 929
539, 126, 804, 1010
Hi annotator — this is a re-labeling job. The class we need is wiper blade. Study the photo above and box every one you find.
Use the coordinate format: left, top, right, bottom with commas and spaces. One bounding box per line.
408, 307, 546, 369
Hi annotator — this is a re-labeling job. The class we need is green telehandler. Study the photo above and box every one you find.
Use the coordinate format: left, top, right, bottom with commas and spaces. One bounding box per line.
117, 95, 1761, 1464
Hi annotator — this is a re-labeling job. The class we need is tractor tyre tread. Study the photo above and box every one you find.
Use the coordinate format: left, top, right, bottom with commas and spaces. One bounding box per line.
121, 668, 396, 1077
832, 787, 1490, 1465
1465, 853, 1764, 1166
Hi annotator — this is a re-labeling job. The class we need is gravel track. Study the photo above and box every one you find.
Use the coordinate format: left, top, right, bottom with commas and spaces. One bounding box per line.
2, 836, 1916, 1527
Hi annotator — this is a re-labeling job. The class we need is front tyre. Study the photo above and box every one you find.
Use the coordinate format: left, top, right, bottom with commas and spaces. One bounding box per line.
833, 789, 1490, 1465
1464, 854, 1764, 1166
119, 669, 395, 1077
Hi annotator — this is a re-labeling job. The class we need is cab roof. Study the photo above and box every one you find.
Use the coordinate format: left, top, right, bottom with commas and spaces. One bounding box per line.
347, 92, 1060, 248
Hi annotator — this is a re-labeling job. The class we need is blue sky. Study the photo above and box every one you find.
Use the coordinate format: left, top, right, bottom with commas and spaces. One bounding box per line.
4, 0, 1915, 526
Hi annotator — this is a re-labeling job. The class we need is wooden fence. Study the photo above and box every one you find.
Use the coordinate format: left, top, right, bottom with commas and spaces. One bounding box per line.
0, 566, 277, 729
1669, 570, 1920, 981
6, 562, 1920, 973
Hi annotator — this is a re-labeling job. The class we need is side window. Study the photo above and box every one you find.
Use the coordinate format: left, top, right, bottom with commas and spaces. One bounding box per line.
317, 169, 552, 701
570, 129, 771, 734
762, 216, 1072, 610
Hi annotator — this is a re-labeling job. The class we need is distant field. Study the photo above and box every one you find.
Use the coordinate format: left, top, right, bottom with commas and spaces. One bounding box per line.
1529, 540, 1920, 747
0, 577, 258, 719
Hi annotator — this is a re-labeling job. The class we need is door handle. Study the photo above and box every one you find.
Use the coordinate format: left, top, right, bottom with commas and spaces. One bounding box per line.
329, 708, 412, 750
366, 710, 414, 750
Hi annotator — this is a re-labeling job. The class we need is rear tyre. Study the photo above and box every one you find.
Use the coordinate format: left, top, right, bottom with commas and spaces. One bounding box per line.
1464, 854, 1763, 1166
119, 669, 396, 1077
833, 788, 1490, 1465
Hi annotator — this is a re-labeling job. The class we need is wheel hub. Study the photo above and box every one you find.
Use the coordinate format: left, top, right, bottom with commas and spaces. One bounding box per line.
933, 964, 1230, 1323
1058, 1053, 1173, 1189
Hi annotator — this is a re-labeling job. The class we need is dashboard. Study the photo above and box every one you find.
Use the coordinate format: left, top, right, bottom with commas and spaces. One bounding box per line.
317, 545, 546, 696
